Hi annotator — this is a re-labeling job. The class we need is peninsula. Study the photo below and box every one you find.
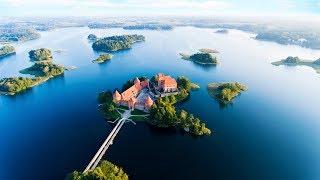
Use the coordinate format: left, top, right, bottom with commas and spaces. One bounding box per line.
92, 54, 113, 64
92, 34, 145, 52
0, 45, 15, 59
272, 56, 320, 74
207, 82, 247, 105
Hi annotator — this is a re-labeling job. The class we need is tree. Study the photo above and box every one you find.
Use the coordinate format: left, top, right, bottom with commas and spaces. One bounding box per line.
66, 160, 129, 180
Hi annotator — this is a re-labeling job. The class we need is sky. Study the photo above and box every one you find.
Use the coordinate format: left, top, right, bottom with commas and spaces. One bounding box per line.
0, 0, 319, 17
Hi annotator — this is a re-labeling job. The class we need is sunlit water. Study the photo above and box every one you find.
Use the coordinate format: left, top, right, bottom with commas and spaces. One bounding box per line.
1, 27, 320, 180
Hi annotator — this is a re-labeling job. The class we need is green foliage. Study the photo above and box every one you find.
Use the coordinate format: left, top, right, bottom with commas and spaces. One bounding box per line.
177, 76, 192, 91
207, 82, 247, 104
20, 62, 64, 77
29, 48, 53, 61
66, 160, 129, 180
0, 77, 44, 94
92, 34, 145, 52
0, 45, 15, 58
148, 97, 211, 136
189, 52, 218, 64
98, 91, 113, 104
93, 54, 113, 63
98, 91, 121, 119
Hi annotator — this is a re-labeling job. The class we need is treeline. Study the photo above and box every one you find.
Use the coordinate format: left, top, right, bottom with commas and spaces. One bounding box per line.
66, 160, 128, 180
92, 34, 145, 52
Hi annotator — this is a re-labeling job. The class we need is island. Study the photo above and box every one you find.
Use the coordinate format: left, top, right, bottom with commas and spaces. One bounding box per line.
29, 48, 53, 61
215, 29, 229, 34
92, 54, 113, 64
87, 34, 98, 41
0, 77, 46, 95
98, 73, 211, 136
0, 45, 15, 59
20, 61, 65, 77
180, 50, 218, 65
66, 160, 128, 180
207, 82, 247, 105
123, 24, 173, 30
272, 56, 320, 74
0, 48, 68, 95
92, 34, 145, 52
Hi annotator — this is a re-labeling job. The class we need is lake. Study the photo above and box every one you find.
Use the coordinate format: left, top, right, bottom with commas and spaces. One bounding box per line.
1, 26, 320, 180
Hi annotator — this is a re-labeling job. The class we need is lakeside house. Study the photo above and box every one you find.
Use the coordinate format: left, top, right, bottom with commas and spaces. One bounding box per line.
113, 73, 178, 111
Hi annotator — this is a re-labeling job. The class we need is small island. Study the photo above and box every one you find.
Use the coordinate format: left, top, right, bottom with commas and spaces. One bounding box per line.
29, 48, 53, 61
180, 51, 218, 65
207, 82, 247, 105
92, 54, 113, 64
0, 45, 15, 59
272, 56, 320, 74
98, 74, 211, 136
66, 160, 128, 180
87, 34, 98, 41
92, 34, 145, 52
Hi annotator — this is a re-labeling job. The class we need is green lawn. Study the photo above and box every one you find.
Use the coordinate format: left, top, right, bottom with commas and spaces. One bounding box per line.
130, 115, 148, 122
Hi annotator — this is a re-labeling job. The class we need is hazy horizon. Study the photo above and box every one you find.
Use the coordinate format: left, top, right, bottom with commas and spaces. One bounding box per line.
1, 0, 319, 17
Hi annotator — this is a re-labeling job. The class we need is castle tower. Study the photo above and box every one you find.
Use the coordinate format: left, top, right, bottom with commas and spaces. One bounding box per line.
134, 77, 141, 85
113, 90, 121, 103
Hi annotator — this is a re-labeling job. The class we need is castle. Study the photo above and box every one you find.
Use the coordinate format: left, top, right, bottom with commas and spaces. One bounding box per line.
113, 73, 178, 111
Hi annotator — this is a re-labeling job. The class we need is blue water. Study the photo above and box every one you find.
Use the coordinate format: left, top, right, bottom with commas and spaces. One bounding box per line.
1, 27, 320, 180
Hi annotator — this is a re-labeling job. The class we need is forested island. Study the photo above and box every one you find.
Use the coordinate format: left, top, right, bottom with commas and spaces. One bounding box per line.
92, 54, 113, 64
92, 34, 145, 52
20, 62, 65, 77
98, 75, 210, 136
87, 34, 98, 41
29, 48, 53, 61
0, 48, 67, 95
0, 45, 15, 59
123, 24, 173, 30
66, 160, 128, 180
180, 50, 218, 65
207, 82, 247, 105
0, 77, 46, 95
272, 56, 320, 74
